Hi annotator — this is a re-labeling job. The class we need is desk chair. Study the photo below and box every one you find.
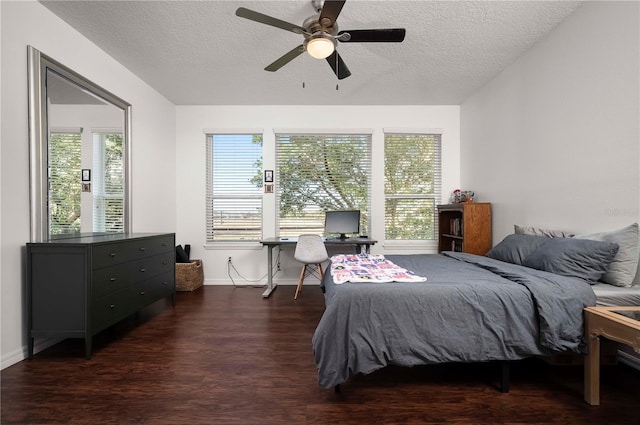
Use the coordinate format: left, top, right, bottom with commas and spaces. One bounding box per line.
294, 234, 329, 300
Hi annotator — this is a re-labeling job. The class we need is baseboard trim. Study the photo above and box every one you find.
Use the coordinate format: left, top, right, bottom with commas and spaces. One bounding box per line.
1, 337, 62, 370
1, 347, 26, 370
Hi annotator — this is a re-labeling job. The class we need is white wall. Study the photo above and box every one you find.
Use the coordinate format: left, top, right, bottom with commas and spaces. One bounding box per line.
0, 1, 177, 368
176, 105, 460, 284
461, 1, 639, 241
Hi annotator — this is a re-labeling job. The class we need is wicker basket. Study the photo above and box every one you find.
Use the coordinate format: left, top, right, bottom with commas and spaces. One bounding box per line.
175, 259, 204, 291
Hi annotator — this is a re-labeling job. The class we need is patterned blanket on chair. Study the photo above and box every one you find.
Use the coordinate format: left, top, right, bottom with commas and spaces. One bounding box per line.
330, 254, 427, 284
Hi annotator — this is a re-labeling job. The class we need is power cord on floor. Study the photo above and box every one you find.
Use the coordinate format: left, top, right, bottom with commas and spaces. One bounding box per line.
227, 249, 281, 288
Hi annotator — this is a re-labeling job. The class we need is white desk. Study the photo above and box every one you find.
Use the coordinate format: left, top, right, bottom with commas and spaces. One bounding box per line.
259, 237, 377, 298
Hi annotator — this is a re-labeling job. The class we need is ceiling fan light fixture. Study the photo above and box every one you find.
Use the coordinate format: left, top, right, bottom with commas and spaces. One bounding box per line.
305, 33, 336, 59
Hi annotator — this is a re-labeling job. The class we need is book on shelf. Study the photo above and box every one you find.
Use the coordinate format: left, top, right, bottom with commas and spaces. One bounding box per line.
449, 218, 463, 236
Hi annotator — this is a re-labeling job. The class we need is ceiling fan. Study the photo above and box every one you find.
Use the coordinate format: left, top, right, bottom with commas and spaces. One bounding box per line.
236, 0, 406, 80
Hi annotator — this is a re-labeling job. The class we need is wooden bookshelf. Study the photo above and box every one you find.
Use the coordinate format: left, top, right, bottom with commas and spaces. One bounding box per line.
437, 203, 492, 255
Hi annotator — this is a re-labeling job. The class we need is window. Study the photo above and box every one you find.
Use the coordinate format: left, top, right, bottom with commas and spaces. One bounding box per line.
49, 131, 82, 235
206, 133, 263, 242
275, 133, 371, 237
384, 133, 441, 240
92, 132, 124, 233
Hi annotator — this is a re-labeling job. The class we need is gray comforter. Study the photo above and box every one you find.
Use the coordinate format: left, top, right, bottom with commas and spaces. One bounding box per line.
312, 252, 597, 389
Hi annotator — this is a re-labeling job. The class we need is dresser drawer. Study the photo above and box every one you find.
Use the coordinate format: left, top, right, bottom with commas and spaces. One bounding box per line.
141, 270, 175, 303
92, 262, 137, 298
136, 234, 174, 257
120, 271, 175, 312
135, 252, 174, 279
91, 235, 174, 269
91, 284, 142, 332
91, 252, 173, 298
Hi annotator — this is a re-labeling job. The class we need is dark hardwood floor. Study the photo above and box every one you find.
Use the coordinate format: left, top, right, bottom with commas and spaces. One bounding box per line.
2, 285, 640, 425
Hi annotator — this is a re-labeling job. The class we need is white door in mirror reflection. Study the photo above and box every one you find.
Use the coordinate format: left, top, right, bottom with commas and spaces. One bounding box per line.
91, 132, 124, 233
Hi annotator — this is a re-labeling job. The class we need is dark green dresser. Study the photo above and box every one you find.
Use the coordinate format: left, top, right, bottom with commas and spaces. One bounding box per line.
26, 233, 176, 359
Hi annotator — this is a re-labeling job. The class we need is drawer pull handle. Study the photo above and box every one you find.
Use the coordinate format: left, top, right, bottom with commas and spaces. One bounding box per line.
110, 304, 115, 309
162, 281, 168, 286
140, 268, 146, 273
162, 243, 168, 247
110, 277, 116, 282
162, 261, 168, 265
140, 247, 146, 252
140, 291, 145, 295
109, 252, 117, 258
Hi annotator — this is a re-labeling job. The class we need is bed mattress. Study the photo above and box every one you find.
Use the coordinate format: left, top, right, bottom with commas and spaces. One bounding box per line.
592, 283, 640, 307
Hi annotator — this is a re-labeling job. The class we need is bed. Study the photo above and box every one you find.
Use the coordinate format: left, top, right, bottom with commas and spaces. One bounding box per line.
312, 224, 639, 390
592, 283, 640, 307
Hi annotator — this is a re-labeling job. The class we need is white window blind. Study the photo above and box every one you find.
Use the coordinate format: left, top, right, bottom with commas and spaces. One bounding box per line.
275, 133, 371, 237
384, 133, 441, 240
92, 132, 124, 233
49, 131, 82, 235
206, 134, 263, 242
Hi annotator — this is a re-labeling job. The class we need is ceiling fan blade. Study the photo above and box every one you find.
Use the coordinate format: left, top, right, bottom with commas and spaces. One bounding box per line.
326, 51, 351, 80
265, 45, 305, 72
338, 28, 406, 43
236, 7, 306, 34
319, 0, 347, 26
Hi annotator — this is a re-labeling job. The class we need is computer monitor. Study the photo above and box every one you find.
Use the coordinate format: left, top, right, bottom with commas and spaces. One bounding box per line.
324, 210, 360, 240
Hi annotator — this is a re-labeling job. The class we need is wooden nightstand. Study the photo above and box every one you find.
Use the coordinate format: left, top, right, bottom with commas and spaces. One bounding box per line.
584, 306, 640, 405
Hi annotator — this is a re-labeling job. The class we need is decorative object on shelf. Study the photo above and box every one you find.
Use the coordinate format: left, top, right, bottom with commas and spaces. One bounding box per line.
449, 189, 475, 204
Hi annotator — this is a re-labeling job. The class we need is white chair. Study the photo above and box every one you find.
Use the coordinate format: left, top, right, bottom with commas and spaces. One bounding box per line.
293, 234, 329, 300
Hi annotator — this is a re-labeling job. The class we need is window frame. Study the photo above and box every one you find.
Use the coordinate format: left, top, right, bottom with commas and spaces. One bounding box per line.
383, 132, 442, 242
48, 129, 82, 236
205, 132, 264, 243
274, 131, 372, 239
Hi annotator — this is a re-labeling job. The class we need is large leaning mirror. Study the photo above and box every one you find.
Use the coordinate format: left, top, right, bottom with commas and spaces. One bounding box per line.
28, 46, 132, 242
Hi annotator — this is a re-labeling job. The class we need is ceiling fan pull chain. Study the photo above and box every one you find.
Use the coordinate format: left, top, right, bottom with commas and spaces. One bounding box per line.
336, 52, 339, 90
302, 53, 306, 89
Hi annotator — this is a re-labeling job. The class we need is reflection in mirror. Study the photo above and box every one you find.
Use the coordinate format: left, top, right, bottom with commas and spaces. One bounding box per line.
28, 46, 131, 242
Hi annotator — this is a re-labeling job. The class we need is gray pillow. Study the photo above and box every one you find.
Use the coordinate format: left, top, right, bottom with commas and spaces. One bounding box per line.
575, 223, 639, 287
522, 237, 619, 283
486, 234, 550, 265
514, 224, 575, 238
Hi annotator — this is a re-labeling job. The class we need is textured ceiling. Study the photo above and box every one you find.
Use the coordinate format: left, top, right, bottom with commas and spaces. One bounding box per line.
40, 0, 583, 105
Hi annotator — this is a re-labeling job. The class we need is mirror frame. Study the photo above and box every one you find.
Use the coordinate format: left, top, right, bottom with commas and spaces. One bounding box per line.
27, 46, 132, 242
